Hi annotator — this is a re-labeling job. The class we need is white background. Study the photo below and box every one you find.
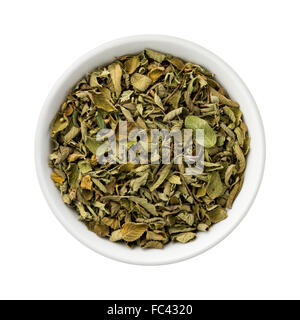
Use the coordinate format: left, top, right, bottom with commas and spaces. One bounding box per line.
0, 0, 299, 300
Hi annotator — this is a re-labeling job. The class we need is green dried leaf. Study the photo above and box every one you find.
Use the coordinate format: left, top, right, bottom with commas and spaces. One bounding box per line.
148, 68, 164, 83
102, 217, 120, 230
50, 113, 69, 137
154, 93, 164, 110
163, 107, 183, 122
92, 178, 107, 193
85, 136, 102, 155
145, 49, 166, 63
234, 127, 244, 146
146, 230, 167, 241
197, 223, 209, 232
120, 90, 134, 103
131, 73, 152, 91
141, 241, 164, 249
177, 212, 195, 226
169, 57, 185, 70
150, 164, 172, 192
168, 175, 181, 185
185, 115, 217, 148
76, 203, 90, 220
210, 87, 239, 107
78, 160, 92, 174
168, 90, 181, 108
89, 71, 107, 87
130, 172, 149, 193
234, 142, 246, 173
96, 113, 106, 129
92, 93, 116, 112
120, 106, 134, 122
174, 232, 196, 243
224, 164, 236, 187
69, 163, 80, 188
207, 207, 228, 223
125, 56, 140, 74
94, 223, 110, 237
207, 172, 224, 199
130, 196, 158, 216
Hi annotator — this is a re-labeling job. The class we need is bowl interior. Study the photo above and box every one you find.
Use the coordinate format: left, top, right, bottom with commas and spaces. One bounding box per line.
35, 35, 265, 265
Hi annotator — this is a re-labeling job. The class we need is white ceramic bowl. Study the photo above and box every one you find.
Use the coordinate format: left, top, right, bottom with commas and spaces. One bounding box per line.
35, 35, 265, 265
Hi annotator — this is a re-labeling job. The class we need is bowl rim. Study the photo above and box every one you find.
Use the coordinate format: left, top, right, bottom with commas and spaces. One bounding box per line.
35, 34, 266, 265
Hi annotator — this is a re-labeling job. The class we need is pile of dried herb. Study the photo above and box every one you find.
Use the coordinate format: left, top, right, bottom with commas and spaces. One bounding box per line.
49, 49, 250, 249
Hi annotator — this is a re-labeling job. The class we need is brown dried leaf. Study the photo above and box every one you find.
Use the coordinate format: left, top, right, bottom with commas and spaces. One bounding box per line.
142, 241, 164, 249
210, 87, 239, 107
125, 56, 140, 74
169, 57, 185, 70
234, 142, 246, 173
108, 63, 122, 97
102, 217, 120, 230
80, 175, 93, 190
148, 68, 164, 83
121, 222, 148, 242
94, 223, 110, 238
51, 171, 65, 185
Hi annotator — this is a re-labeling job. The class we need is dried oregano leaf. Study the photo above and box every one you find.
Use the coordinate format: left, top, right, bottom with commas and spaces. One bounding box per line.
80, 175, 93, 190
226, 182, 241, 209
110, 229, 123, 242
177, 212, 195, 226
163, 107, 183, 122
94, 223, 110, 237
207, 172, 223, 199
174, 232, 196, 243
146, 231, 167, 241
225, 164, 236, 187
185, 115, 217, 148
131, 73, 152, 91
85, 136, 102, 155
121, 222, 148, 242
130, 172, 149, 193
51, 171, 65, 184
197, 223, 209, 232
209, 87, 239, 107
102, 217, 120, 230
92, 93, 116, 112
50, 113, 69, 137
125, 56, 140, 74
169, 57, 185, 70
130, 196, 158, 216
78, 160, 92, 174
142, 241, 164, 249
108, 63, 122, 97
168, 90, 181, 108
207, 207, 228, 223
49, 49, 250, 249
148, 68, 164, 83
145, 49, 166, 63
234, 142, 246, 173
168, 175, 181, 185
149, 164, 172, 192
